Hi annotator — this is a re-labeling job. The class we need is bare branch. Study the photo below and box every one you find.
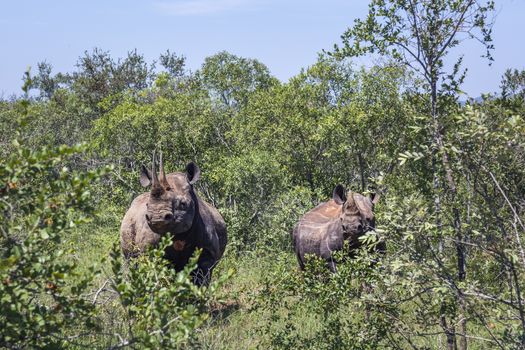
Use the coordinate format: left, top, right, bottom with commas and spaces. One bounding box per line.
436, 0, 477, 60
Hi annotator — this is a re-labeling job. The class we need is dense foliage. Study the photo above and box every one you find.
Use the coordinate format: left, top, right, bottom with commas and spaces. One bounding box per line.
1, 10, 525, 348
0, 139, 103, 348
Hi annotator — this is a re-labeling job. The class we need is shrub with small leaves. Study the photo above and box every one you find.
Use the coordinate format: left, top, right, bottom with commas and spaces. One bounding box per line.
0, 139, 109, 348
109, 236, 233, 349
254, 242, 391, 350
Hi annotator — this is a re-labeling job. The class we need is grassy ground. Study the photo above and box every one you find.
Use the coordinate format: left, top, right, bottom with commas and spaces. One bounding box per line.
63, 204, 501, 350
64, 203, 282, 349
66, 206, 319, 349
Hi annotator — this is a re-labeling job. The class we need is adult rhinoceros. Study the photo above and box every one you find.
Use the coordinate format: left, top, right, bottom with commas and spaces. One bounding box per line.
292, 184, 384, 271
120, 152, 227, 286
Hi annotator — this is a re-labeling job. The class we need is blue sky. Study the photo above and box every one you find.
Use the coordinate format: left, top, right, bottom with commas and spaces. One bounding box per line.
1, 0, 524, 98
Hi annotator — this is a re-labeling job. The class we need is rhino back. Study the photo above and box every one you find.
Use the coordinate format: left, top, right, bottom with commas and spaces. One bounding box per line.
293, 199, 342, 260
300, 199, 341, 224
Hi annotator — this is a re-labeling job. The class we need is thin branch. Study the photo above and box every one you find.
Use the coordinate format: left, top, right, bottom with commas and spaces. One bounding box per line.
436, 0, 476, 60
484, 167, 525, 268
92, 279, 109, 304
408, 0, 423, 62
463, 291, 520, 310
392, 40, 431, 82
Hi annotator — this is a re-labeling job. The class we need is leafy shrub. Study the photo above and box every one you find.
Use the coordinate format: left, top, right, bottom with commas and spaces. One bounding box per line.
0, 138, 108, 348
254, 244, 391, 350
108, 237, 233, 349
0, 133, 232, 349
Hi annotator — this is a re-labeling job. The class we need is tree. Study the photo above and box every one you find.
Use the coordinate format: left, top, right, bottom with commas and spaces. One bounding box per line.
159, 50, 186, 78
199, 51, 277, 108
71, 48, 154, 115
32, 61, 58, 100
500, 68, 525, 101
333, 1, 495, 349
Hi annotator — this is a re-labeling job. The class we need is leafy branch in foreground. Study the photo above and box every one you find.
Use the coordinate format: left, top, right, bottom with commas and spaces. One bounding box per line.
0, 139, 109, 348
108, 236, 233, 349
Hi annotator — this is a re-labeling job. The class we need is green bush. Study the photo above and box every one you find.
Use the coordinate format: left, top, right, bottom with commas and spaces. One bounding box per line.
0, 139, 108, 348
107, 237, 233, 349
254, 244, 391, 350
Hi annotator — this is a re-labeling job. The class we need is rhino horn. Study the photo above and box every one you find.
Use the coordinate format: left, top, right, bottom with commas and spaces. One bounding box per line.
159, 151, 169, 187
151, 150, 161, 191
346, 191, 359, 213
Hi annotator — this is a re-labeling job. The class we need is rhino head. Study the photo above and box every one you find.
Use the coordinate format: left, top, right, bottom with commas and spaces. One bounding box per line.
140, 152, 201, 235
332, 184, 379, 241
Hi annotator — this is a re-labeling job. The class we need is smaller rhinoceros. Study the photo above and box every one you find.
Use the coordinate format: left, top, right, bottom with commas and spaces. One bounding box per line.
292, 184, 384, 271
120, 152, 227, 286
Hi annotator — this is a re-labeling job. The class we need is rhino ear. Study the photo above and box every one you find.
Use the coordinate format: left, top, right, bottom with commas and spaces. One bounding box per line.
185, 162, 201, 185
332, 184, 346, 204
369, 192, 381, 205
140, 165, 152, 187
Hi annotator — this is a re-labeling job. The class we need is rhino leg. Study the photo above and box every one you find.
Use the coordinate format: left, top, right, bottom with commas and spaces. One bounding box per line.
326, 257, 337, 273
292, 227, 305, 270
295, 249, 306, 270
320, 234, 343, 273
192, 250, 216, 286
375, 239, 386, 255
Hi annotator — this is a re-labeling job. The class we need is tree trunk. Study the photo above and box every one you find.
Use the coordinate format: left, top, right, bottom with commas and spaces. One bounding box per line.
358, 153, 366, 192
435, 97, 467, 350
431, 78, 459, 350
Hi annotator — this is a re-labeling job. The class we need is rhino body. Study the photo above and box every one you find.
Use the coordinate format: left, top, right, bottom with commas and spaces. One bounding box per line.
292, 185, 384, 271
120, 155, 226, 285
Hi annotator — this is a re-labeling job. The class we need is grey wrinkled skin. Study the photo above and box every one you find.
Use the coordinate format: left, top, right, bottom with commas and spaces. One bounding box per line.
292, 184, 384, 272
120, 155, 227, 286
